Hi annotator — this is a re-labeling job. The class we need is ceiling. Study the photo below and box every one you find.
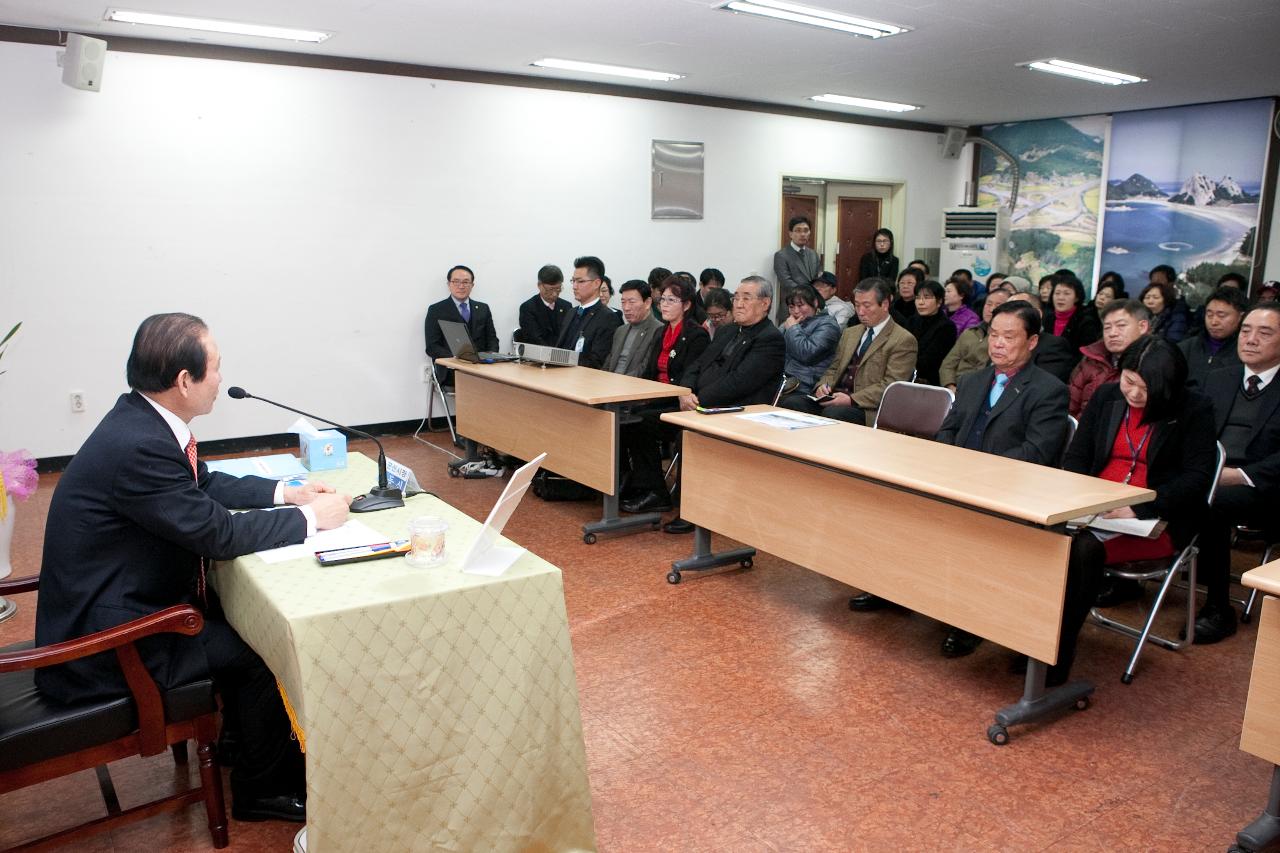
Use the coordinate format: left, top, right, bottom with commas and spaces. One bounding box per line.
2, 0, 1278, 127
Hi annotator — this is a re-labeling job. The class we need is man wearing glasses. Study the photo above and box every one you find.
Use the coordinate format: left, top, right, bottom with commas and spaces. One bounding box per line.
555, 255, 623, 369
424, 264, 500, 384
516, 264, 571, 347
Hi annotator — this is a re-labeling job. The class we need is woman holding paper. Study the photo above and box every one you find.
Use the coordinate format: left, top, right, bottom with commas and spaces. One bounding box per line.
1051, 337, 1216, 684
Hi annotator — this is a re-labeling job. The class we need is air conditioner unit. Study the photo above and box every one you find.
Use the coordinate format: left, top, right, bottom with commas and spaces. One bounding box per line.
938, 207, 1009, 282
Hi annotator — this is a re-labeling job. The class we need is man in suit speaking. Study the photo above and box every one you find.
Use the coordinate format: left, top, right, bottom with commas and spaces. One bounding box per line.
35, 313, 350, 823
424, 264, 501, 384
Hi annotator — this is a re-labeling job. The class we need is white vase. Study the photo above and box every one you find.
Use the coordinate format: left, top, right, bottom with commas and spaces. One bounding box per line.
0, 494, 13, 580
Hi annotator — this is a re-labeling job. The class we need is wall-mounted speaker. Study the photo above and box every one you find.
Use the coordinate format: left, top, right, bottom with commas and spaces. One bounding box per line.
940, 127, 968, 159
59, 33, 107, 92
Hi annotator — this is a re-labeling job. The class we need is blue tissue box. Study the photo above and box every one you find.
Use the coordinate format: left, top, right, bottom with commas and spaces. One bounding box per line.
299, 430, 347, 471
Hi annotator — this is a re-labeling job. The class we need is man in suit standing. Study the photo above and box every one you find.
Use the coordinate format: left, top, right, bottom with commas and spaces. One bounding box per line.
1195, 304, 1280, 643
424, 264, 501, 384
779, 277, 916, 424
556, 255, 623, 370
35, 313, 351, 822
516, 264, 570, 347
773, 216, 822, 322
851, 301, 1070, 655
605, 280, 663, 377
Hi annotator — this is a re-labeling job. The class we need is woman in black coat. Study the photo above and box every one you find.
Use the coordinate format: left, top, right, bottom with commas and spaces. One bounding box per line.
1056, 337, 1216, 685
646, 276, 710, 385
902, 279, 957, 386
1043, 273, 1102, 351
858, 228, 899, 283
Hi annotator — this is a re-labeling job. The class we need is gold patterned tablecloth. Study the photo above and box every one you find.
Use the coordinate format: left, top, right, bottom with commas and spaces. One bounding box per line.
214, 453, 596, 852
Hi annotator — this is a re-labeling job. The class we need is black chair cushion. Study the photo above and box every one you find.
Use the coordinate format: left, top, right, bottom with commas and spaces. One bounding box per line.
0, 642, 216, 773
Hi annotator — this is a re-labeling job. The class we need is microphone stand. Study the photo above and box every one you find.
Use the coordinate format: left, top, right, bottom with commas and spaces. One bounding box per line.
230, 389, 405, 513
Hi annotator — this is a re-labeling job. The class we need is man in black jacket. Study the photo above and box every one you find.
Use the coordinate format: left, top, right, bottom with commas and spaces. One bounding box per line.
556, 255, 623, 370
1180, 285, 1245, 390
515, 264, 570, 347
424, 264, 501, 384
35, 313, 350, 822
1196, 304, 1280, 643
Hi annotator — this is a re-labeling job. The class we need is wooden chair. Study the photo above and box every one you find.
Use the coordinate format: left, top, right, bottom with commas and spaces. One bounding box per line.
0, 574, 228, 850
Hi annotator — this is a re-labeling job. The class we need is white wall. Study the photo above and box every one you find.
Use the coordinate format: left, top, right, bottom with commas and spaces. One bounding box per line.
0, 42, 970, 457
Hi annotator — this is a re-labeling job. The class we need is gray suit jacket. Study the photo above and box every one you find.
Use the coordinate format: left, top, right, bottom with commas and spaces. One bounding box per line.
773, 245, 821, 320
605, 314, 663, 376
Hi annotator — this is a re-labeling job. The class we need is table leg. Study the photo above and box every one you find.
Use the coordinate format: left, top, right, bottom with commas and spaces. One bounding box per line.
1233, 765, 1280, 852
987, 659, 1094, 745
582, 410, 665, 544
666, 526, 756, 584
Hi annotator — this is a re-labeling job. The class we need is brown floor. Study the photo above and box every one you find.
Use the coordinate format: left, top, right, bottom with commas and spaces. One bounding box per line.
1, 430, 1274, 851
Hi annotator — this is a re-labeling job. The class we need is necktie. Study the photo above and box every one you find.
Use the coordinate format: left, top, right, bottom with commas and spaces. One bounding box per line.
988, 373, 1009, 408
576, 306, 585, 318
857, 328, 874, 358
459, 302, 471, 323
1245, 374, 1263, 400
185, 435, 208, 609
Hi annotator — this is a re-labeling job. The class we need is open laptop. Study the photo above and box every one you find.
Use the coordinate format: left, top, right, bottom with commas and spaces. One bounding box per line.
438, 319, 518, 363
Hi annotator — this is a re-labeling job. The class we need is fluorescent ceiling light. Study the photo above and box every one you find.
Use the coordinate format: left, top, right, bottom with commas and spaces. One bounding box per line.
1021, 58, 1145, 86
530, 58, 683, 82
104, 9, 332, 43
718, 0, 907, 38
810, 94, 919, 113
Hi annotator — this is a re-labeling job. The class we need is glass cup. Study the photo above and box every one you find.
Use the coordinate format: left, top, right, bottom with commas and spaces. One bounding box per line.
406, 516, 449, 567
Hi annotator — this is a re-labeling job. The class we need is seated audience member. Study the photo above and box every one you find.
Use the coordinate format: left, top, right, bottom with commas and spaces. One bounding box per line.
892, 268, 922, 321
774, 215, 822, 319
693, 267, 727, 319
944, 278, 981, 335
859, 228, 900, 282
37, 313, 352, 823
780, 277, 916, 424
620, 276, 781, 516
703, 288, 734, 339
647, 266, 673, 319
1192, 303, 1280, 642
600, 276, 619, 313
1180, 286, 1246, 389
1091, 271, 1127, 313
1260, 282, 1280, 302
1068, 299, 1152, 417
813, 271, 853, 328
781, 284, 841, 393
557, 255, 624, 369
1062, 337, 1216, 683
516, 264, 570, 347
672, 270, 706, 324
424, 264, 500, 384
1045, 274, 1102, 351
939, 288, 1011, 390
1217, 272, 1247, 291
1006, 292, 1077, 381
648, 276, 712, 386
605, 280, 664, 377
974, 273, 1007, 313
910, 301, 1068, 656
1038, 274, 1056, 312
908, 259, 931, 277
1141, 279, 1190, 344
904, 279, 957, 386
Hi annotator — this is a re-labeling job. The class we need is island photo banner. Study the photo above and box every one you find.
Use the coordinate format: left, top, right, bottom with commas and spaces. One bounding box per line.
1100, 98, 1273, 291
976, 115, 1109, 290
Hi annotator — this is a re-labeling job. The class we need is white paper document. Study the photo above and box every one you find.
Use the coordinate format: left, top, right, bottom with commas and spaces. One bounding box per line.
1067, 515, 1165, 539
205, 453, 308, 481
737, 411, 837, 430
256, 519, 386, 564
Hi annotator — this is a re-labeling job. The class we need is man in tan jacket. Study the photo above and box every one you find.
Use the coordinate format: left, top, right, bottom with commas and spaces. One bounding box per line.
779, 277, 916, 424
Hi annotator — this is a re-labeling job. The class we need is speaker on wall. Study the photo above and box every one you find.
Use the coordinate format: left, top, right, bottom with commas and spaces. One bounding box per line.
940, 127, 968, 160
59, 33, 107, 92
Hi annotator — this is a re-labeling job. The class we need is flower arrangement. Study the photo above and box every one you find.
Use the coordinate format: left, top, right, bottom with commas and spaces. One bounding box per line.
0, 450, 37, 519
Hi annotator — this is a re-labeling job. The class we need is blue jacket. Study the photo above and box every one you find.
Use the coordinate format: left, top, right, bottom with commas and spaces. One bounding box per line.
783, 313, 841, 393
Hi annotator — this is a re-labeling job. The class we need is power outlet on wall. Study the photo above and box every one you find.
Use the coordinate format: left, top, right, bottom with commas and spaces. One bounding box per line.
69, 390, 86, 413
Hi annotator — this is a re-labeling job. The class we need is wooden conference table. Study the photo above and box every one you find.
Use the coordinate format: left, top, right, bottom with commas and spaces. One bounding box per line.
439, 357, 689, 543
214, 453, 596, 852
660, 405, 1155, 744
1235, 561, 1280, 852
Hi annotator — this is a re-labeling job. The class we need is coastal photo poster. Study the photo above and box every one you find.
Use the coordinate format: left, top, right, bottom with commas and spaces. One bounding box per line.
977, 115, 1109, 289
1100, 98, 1273, 290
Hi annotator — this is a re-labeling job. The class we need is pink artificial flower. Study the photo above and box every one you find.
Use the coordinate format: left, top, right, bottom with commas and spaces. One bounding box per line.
0, 450, 37, 502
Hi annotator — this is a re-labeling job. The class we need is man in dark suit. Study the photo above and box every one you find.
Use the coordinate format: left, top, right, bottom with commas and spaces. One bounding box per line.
772, 216, 822, 323
1196, 304, 1280, 643
424, 264, 501, 384
556, 255, 623, 370
852, 301, 1070, 655
34, 313, 351, 822
605, 280, 663, 377
515, 264, 570, 347
1180, 285, 1245, 390
620, 275, 785, 518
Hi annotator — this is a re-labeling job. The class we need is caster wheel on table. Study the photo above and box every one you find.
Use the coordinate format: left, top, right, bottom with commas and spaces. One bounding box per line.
667, 572, 682, 585
1241, 611, 1253, 625
1074, 696, 1090, 711
1120, 673, 1134, 685
987, 724, 1009, 746
740, 558, 753, 569
448, 467, 461, 478
583, 533, 598, 545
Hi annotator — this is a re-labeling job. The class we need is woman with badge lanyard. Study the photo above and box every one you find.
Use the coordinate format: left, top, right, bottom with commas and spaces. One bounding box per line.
1052, 337, 1217, 685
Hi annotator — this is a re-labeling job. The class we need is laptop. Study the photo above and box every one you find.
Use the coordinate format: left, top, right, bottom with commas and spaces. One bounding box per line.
438, 319, 518, 363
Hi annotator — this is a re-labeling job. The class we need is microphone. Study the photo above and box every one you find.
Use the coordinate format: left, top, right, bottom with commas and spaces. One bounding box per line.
227, 386, 405, 513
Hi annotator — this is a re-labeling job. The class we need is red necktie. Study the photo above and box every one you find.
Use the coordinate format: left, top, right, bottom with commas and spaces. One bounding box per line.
185, 435, 207, 609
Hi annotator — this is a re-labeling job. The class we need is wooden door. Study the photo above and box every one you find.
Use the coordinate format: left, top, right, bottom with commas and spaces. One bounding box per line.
781, 195, 819, 258
837, 197, 881, 299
